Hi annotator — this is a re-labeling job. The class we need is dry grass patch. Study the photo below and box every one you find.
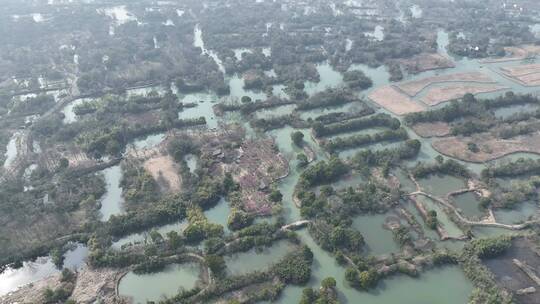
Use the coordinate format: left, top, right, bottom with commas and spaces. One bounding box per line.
411, 122, 451, 137
399, 53, 455, 74
396, 72, 496, 97
432, 132, 540, 162
419, 84, 509, 106
368, 86, 425, 115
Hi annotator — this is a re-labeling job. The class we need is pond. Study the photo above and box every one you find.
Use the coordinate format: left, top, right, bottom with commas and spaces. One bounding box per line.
99, 165, 125, 221
178, 92, 219, 129
131, 133, 165, 150
228, 75, 268, 101
204, 197, 231, 232
353, 214, 400, 255
112, 221, 188, 250
451, 191, 485, 219
118, 262, 201, 304
274, 230, 472, 304
415, 195, 464, 239
0, 243, 88, 296
493, 201, 539, 225
417, 174, 466, 197
225, 241, 293, 276
304, 63, 344, 96
393, 168, 416, 193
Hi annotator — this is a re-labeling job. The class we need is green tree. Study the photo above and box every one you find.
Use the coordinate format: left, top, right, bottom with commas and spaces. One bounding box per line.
291, 131, 305, 146
166, 231, 183, 249
321, 277, 337, 289
297, 153, 309, 168
205, 254, 227, 277
269, 189, 283, 203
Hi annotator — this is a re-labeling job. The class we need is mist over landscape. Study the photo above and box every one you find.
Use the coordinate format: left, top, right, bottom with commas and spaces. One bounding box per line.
1, 1, 540, 303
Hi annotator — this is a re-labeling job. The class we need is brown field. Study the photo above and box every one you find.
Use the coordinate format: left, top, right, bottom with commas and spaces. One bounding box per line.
432, 132, 540, 162
368, 86, 425, 115
144, 154, 182, 193
399, 53, 455, 74
501, 63, 540, 77
411, 122, 451, 137
500, 63, 540, 86
419, 84, 509, 106
396, 72, 496, 97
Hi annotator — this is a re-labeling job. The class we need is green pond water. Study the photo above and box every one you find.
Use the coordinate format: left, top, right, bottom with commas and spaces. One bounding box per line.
304, 62, 344, 97
118, 262, 201, 304
273, 230, 472, 304
178, 92, 219, 129
99, 165, 125, 221
204, 197, 231, 233
225, 241, 293, 276
352, 214, 400, 255
418, 174, 466, 197
112, 221, 188, 250
415, 195, 464, 238
403, 201, 442, 241
493, 201, 539, 225
393, 168, 416, 193
452, 192, 485, 219
132, 133, 165, 150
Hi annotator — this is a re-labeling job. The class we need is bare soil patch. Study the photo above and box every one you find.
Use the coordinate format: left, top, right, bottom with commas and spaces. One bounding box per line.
143, 154, 182, 193
500, 63, 540, 86
411, 122, 451, 137
368, 86, 425, 115
396, 72, 496, 97
432, 132, 540, 162
399, 53, 455, 74
501, 63, 540, 77
419, 84, 509, 106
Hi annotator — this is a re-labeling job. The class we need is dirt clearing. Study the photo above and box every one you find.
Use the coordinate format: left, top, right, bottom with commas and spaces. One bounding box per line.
419, 84, 509, 106
143, 154, 182, 193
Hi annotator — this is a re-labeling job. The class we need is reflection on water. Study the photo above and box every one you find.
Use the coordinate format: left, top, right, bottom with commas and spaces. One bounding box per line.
118, 262, 200, 304
0, 243, 88, 296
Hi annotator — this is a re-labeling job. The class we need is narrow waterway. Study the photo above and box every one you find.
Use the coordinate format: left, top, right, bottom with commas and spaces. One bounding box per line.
99, 165, 125, 221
